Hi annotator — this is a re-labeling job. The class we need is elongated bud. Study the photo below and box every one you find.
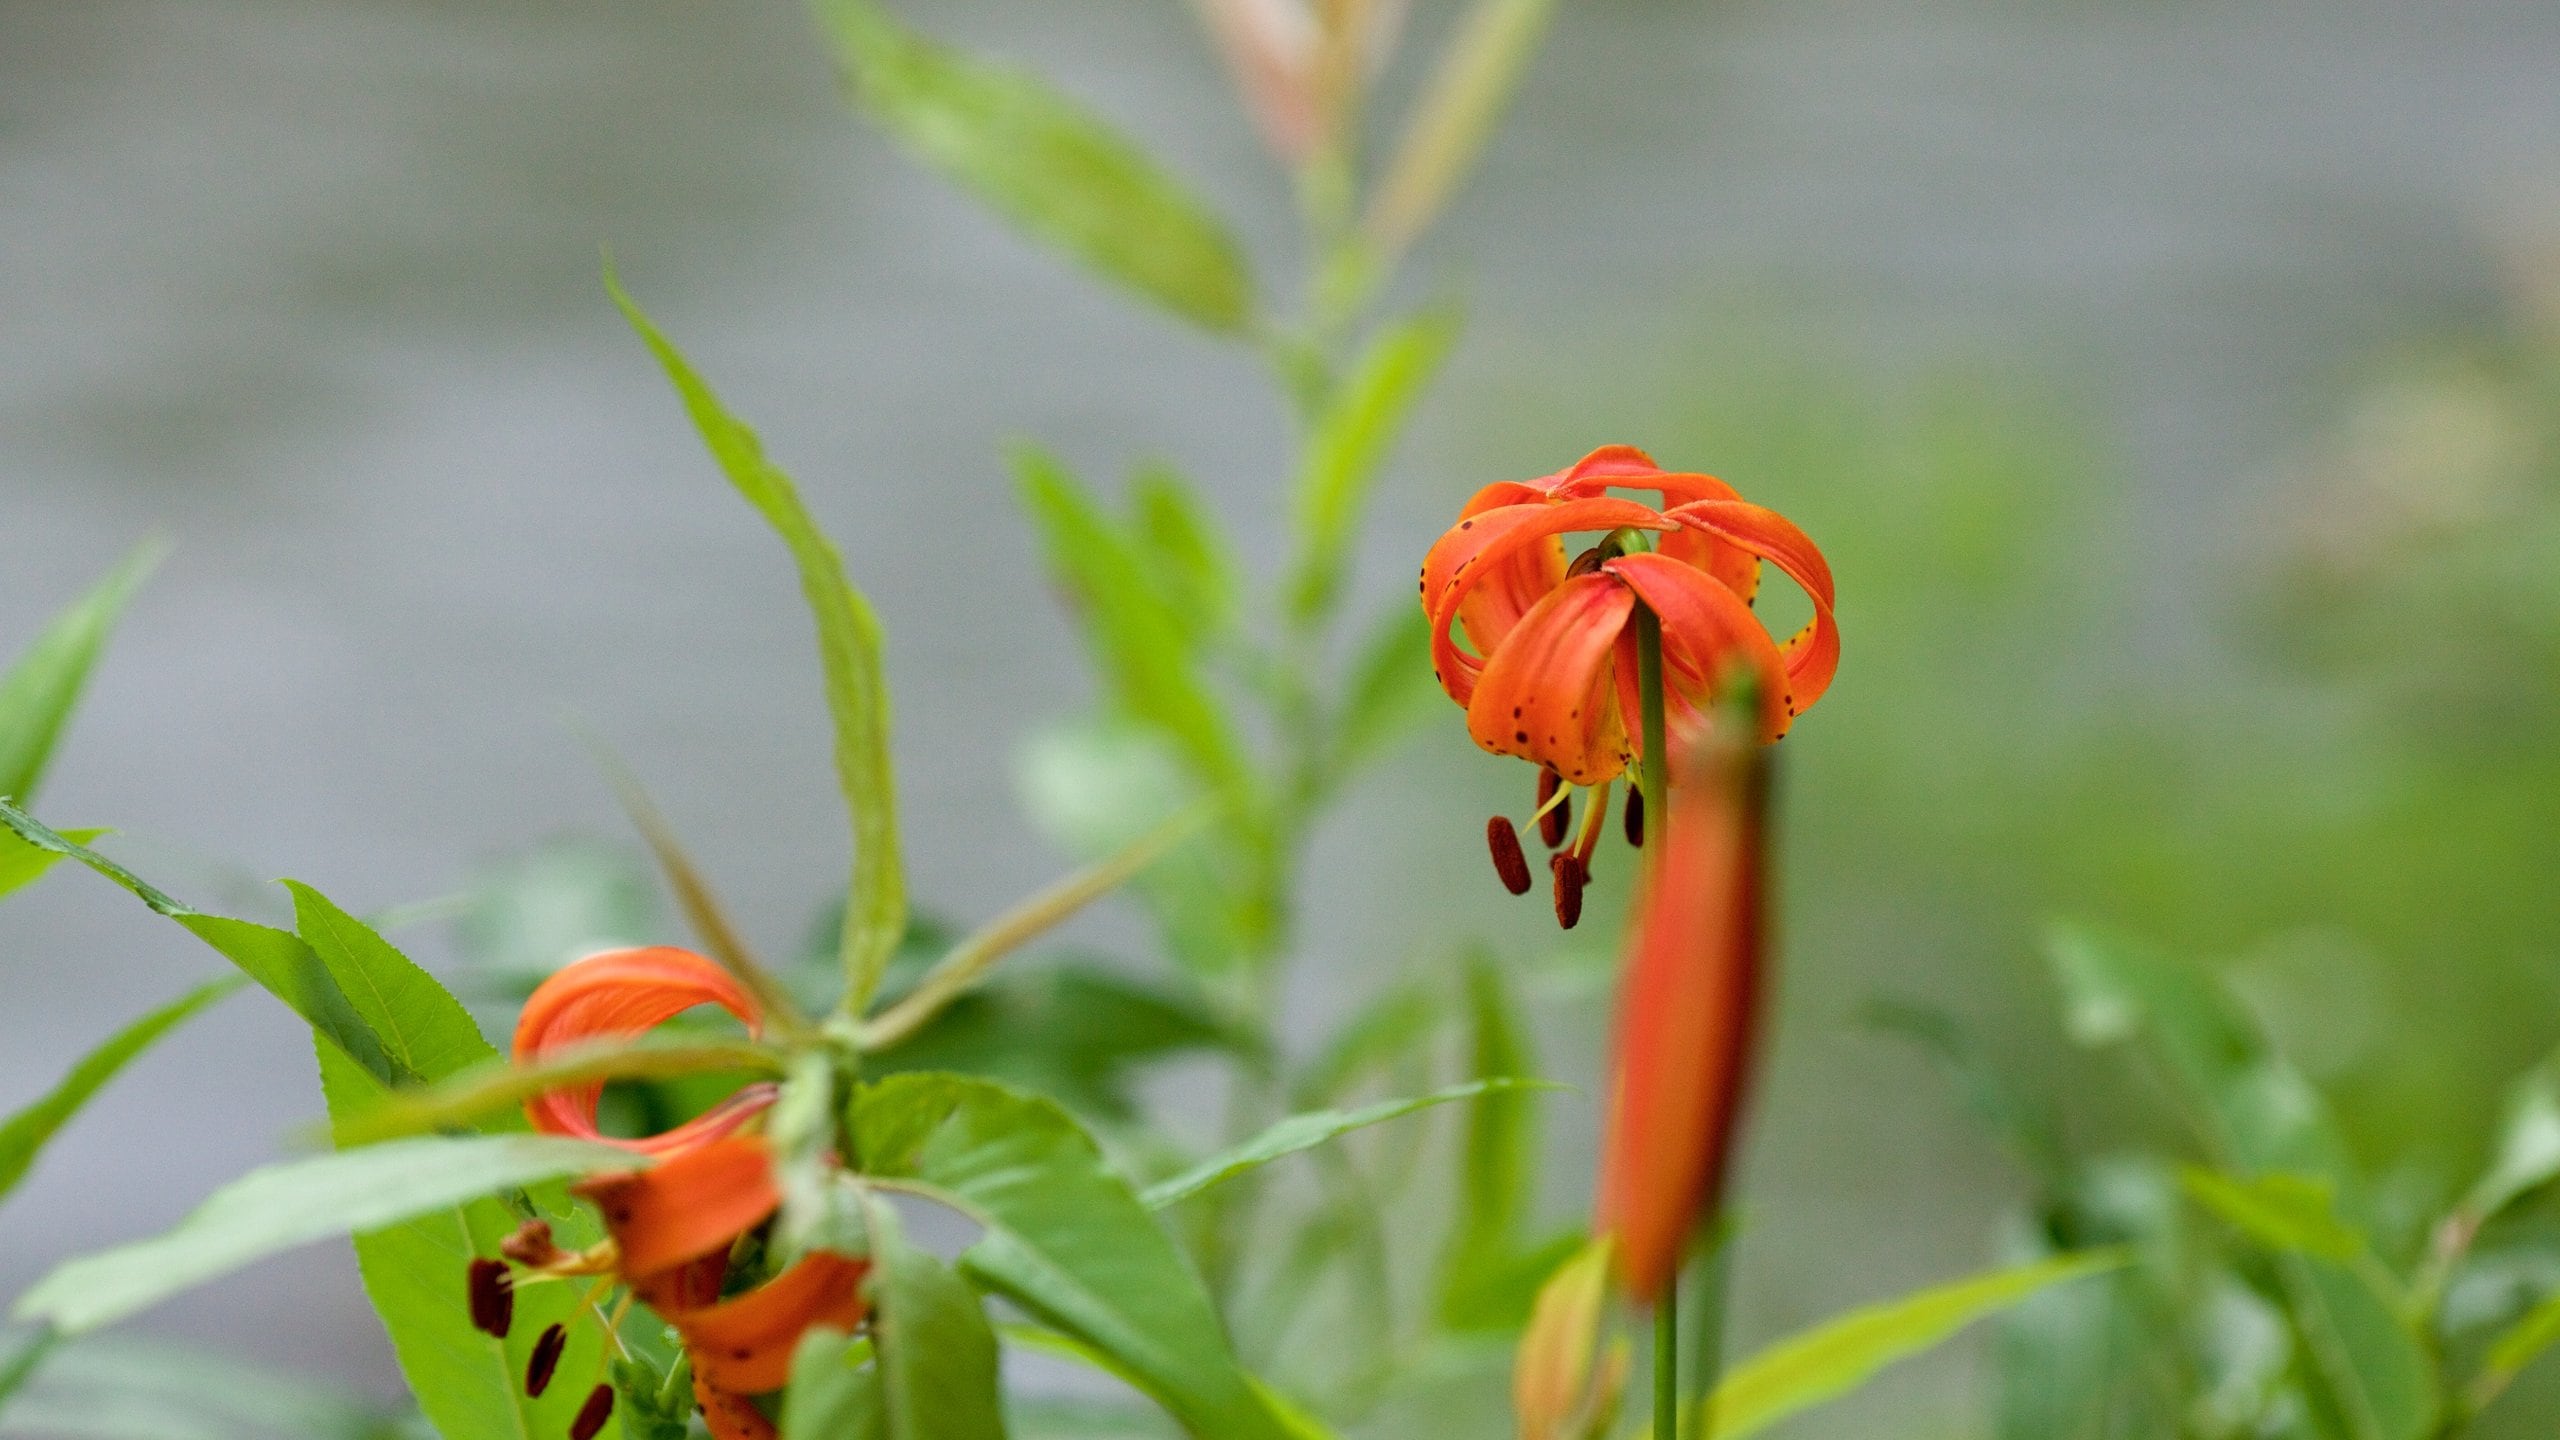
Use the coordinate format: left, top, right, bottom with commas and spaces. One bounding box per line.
1623, 786, 1644, 848
466, 1258, 513, 1338
1536, 769, 1570, 848
1513, 1238, 1614, 1440
1551, 852, 1585, 930
525, 1323, 567, 1398
502, 1219, 561, 1268
1487, 816, 1533, 895
570, 1384, 616, 1440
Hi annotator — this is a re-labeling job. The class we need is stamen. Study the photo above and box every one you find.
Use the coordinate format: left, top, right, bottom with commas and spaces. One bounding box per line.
1534, 769, 1571, 848
570, 1384, 616, 1440
1571, 782, 1613, 879
526, 1324, 567, 1398
467, 1258, 514, 1339
1565, 544, 1608, 578
1552, 852, 1586, 930
1486, 817, 1532, 895
503, 1220, 562, 1268
1624, 787, 1645, 847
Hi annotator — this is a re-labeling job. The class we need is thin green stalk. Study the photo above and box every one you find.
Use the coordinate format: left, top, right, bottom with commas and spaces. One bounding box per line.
1690, 1227, 1731, 1439
1655, 1271, 1680, 1440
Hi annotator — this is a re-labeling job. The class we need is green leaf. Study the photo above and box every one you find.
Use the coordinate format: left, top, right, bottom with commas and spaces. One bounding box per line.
854, 1073, 1295, 1440
13, 1134, 631, 1334
2284, 1257, 2435, 1440
1292, 979, 1444, 1106
1860, 997, 2067, 1188
1704, 1250, 2126, 1440
2180, 1168, 2366, 1262
0, 1335, 411, 1440
858, 1193, 1008, 1439
0, 1328, 54, 1421
0, 807, 406, 1089
1326, 605, 1440, 785
1435, 955, 1537, 1326
812, 0, 1253, 333
2477, 1286, 2560, 1405
780, 1328, 870, 1440
0, 977, 244, 1206
1143, 1079, 1543, 1210
1286, 307, 1460, 622
1014, 449, 1254, 803
0, 826, 105, 904
1129, 466, 1240, 648
609, 272, 905, 1012
294, 883, 626, 1440
0, 542, 161, 805
331, 1035, 787, 1146
2462, 1053, 2560, 1225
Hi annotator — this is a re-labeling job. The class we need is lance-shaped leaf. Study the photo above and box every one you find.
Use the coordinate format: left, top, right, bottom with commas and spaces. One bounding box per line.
1130, 467, 1240, 648
1285, 306, 1459, 622
0, 825, 104, 904
1703, 1250, 2126, 1439
859, 1193, 1008, 1439
1325, 605, 1439, 787
1143, 1078, 1545, 1210
854, 1074, 1296, 1440
0, 540, 161, 805
2180, 1168, 2367, 1263
609, 273, 905, 1011
0, 977, 244, 1206
1364, 0, 1557, 260
329, 1034, 787, 1146
0, 806, 403, 1089
13, 1134, 633, 1334
812, 0, 1254, 333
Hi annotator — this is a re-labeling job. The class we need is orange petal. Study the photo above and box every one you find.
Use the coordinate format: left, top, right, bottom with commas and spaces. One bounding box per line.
1545, 446, 1746, 511
576, 1135, 780, 1281
1669, 501, 1840, 717
693, 1374, 779, 1440
677, 1253, 872, 1395
1592, 736, 1768, 1303
1466, 573, 1635, 787
514, 946, 770, 1153
1424, 496, 1666, 708
1604, 552, 1792, 744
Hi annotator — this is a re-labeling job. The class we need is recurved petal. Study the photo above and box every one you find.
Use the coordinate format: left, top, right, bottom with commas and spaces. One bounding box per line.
1466, 573, 1635, 787
676, 1253, 872, 1395
1604, 552, 1792, 743
575, 1134, 781, 1281
514, 946, 768, 1151
1669, 500, 1840, 716
1425, 496, 1666, 708
1592, 735, 1768, 1304
693, 1374, 779, 1440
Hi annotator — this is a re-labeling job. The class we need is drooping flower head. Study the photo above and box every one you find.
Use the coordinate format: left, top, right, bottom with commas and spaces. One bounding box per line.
1420, 446, 1835, 923
513, 946, 779, 1154
1590, 727, 1770, 1303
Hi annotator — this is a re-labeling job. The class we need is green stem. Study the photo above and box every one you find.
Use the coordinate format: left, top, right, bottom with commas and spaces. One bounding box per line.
1690, 1222, 1732, 1439
1655, 1270, 1680, 1440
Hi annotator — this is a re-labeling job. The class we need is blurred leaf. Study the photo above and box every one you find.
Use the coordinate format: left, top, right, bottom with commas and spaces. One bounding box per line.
1015, 449, 1255, 803
1130, 465, 1240, 647
0, 977, 243, 1205
293, 883, 624, 1440
0, 1336, 415, 1440
872, 959, 1253, 1122
451, 838, 659, 987
2047, 921, 2351, 1183
854, 1073, 1297, 1440
1006, 1397, 1178, 1440
0, 826, 104, 903
1363, 0, 1556, 259
1860, 997, 2066, 1188
1015, 720, 1251, 980
1294, 978, 1444, 1106
1441, 1229, 1588, 1337
1704, 1250, 2126, 1439
1327, 604, 1440, 785
1285, 307, 1460, 623
1436, 953, 1537, 1327
2181, 1168, 2367, 1262
2475, 1285, 2560, 1412
0, 540, 160, 805
814, 0, 1254, 333
2284, 1259, 2436, 1440
855, 1193, 1008, 1439
1143, 1079, 1543, 1209
13, 1134, 630, 1334
330, 1035, 786, 1146
0, 807, 406, 1090
610, 273, 906, 1012
0, 1328, 53, 1421
2461, 1053, 2560, 1225
780, 1327, 868, 1440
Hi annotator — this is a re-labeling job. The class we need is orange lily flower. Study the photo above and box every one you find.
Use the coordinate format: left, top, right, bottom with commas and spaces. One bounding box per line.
514, 946, 778, 1155
1591, 729, 1769, 1303
1420, 446, 1833, 921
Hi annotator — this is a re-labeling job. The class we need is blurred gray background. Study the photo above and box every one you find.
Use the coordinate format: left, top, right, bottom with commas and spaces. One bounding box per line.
6, 0, 2560, 1431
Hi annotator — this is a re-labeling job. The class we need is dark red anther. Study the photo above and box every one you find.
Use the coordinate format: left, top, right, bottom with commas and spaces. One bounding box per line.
570, 1384, 615, 1440
502, 1219, 561, 1268
467, 1258, 513, 1339
1536, 770, 1571, 848
1552, 852, 1587, 930
1486, 817, 1532, 895
525, 1323, 567, 1398
1624, 786, 1645, 848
